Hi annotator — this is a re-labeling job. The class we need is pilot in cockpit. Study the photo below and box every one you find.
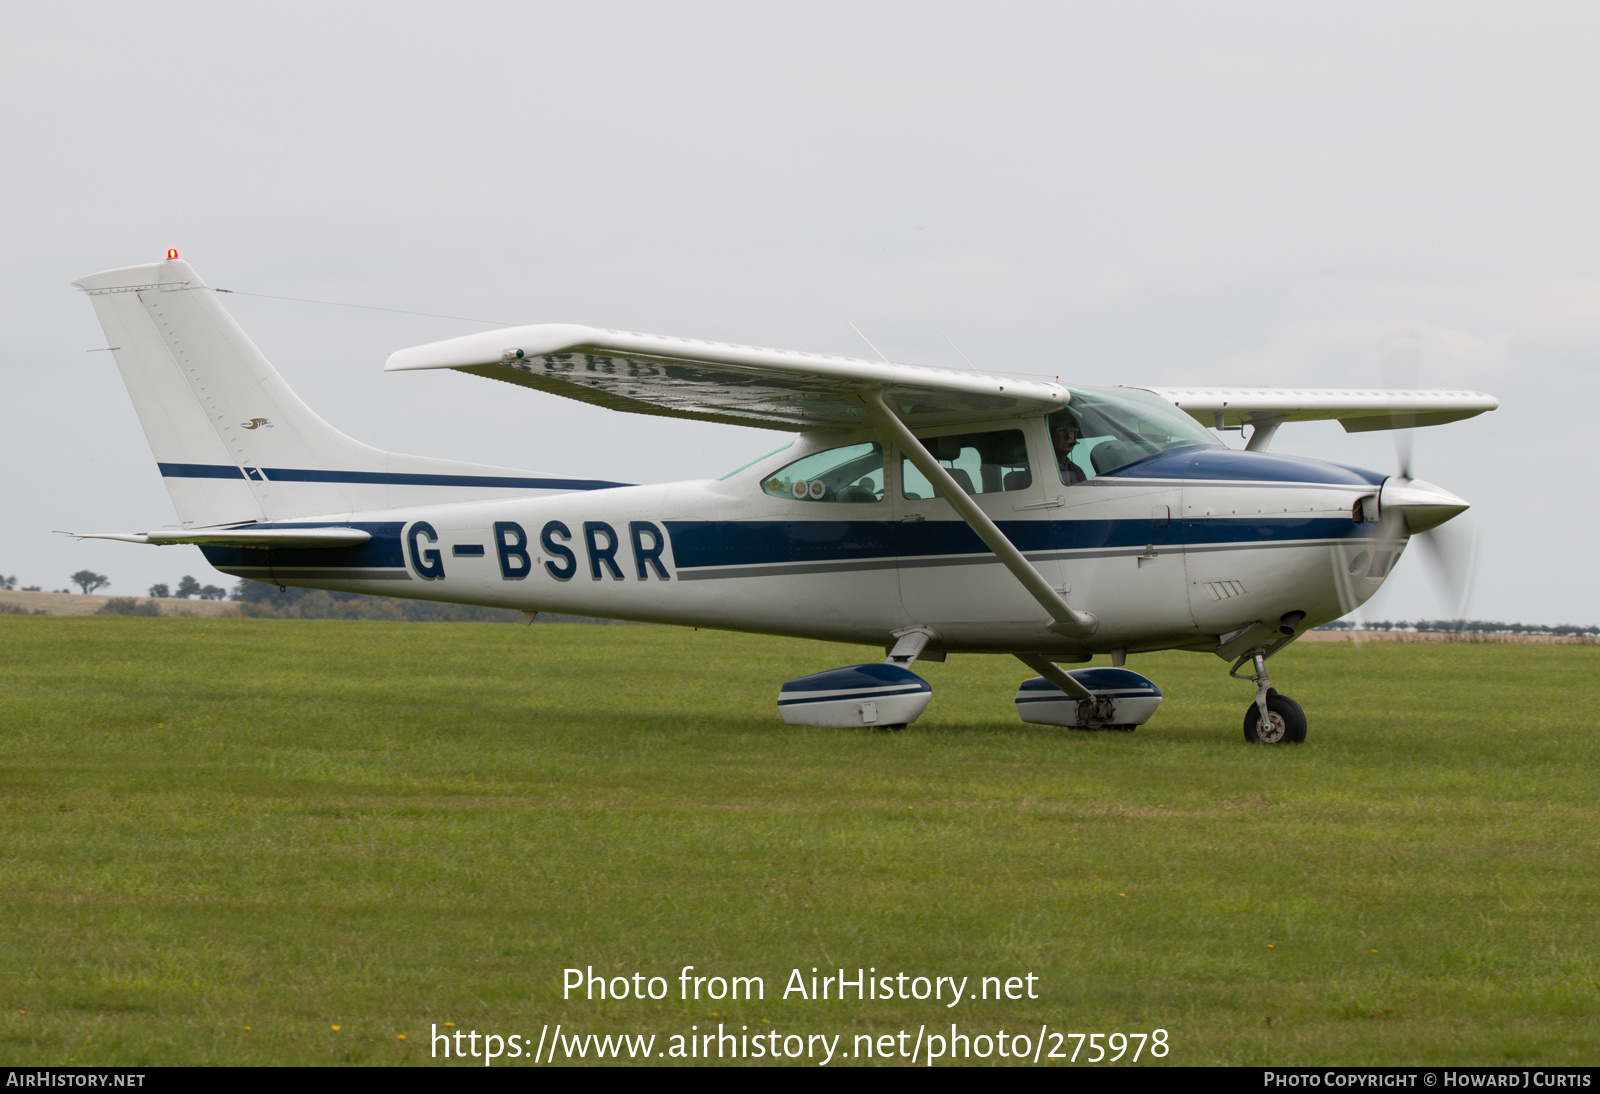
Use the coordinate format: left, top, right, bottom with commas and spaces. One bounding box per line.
1049, 410, 1087, 485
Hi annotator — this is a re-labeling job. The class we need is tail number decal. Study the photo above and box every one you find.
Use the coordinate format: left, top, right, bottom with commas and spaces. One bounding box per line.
407, 522, 445, 580
583, 522, 624, 581
520, 520, 672, 583
539, 521, 577, 581
407, 520, 672, 583
629, 522, 670, 580
495, 521, 532, 580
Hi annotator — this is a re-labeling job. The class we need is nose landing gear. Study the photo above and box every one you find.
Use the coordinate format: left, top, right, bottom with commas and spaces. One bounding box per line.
1231, 650, 1307, 744
1243, 690, 1306, 744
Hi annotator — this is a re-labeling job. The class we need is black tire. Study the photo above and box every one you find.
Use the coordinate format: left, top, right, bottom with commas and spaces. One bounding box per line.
1243, 691, 1306, 744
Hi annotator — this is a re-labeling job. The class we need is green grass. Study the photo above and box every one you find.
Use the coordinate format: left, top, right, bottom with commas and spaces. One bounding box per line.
0, 617, 1596, 1066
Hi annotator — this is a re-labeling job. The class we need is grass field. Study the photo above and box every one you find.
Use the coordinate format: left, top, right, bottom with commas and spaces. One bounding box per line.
0, 616, 1595, 1066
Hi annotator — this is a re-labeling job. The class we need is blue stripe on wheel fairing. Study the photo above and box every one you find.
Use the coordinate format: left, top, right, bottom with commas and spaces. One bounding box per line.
1018, 668, 1162, 695
778, 686, 929, 706
156, 463, 630, 491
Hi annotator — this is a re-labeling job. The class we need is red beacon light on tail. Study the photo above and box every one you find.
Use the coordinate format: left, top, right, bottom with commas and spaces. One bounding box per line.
166, 249, 178, 260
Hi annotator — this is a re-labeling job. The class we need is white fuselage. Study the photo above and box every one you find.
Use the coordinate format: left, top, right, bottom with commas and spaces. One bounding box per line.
202, 420, 1396, 658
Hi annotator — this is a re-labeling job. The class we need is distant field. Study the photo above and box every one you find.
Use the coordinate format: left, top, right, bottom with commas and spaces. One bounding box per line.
0, 617, 1595, 1067
0, 590, 239, 617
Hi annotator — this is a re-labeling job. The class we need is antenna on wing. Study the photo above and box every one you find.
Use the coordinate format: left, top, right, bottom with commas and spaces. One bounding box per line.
846, 320, 891, 364
938, 329, 984, 375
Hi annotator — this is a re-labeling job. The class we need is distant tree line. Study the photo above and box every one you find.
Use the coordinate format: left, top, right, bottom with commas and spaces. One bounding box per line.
95, 598, 159, 616
230, 580, 523, 622
228, 580, 626, 623
1317, 620, 1600, 636
1, 574, 627, 624
148, 575, 227, 600
1, 572, 227, 598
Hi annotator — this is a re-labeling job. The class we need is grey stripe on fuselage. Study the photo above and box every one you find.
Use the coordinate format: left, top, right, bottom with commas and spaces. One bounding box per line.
1094, 478, 1375, 492
674, 536, 1356, 582
219, 567, 413, 581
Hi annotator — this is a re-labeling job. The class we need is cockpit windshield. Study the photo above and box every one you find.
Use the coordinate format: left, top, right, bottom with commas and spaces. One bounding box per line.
1049, 386, 1219, 483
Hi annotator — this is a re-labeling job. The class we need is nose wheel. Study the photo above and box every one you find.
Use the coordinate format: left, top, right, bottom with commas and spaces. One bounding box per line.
1230, 650, 1308, 745
1242, 690, 1306, 744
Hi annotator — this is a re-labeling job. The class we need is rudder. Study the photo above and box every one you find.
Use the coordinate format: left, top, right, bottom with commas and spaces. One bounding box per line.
75, 257, 613, 527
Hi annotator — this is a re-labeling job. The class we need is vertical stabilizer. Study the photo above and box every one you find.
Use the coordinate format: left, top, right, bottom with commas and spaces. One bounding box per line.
74, 257, 615, 527
76, 259, 280, 527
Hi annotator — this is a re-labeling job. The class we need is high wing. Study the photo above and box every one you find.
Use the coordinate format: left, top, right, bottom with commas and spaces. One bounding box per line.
384, 322, 1498, 435
384, 324, 1066, 431
1139, 387, 1499, 432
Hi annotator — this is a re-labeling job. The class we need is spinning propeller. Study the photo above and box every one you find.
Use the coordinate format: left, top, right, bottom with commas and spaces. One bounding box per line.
1346, 333, 1480, 628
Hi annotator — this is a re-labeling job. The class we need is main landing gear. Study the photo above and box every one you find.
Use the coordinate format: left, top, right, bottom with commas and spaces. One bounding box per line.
1231, 650, 1306, 744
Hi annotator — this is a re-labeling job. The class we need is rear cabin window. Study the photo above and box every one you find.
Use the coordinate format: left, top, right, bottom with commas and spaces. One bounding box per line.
901, 429, 1032, 499
762, 442, 885, 503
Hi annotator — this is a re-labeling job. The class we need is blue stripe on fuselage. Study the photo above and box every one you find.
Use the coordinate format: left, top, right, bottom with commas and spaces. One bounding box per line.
196, 513, 1368, 577
665, 516, 1362, 569
156, 462, 630, 491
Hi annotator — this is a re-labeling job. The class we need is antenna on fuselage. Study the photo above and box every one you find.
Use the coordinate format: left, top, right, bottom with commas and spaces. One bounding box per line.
846, 320, 891, 364
938, 329, 984, 375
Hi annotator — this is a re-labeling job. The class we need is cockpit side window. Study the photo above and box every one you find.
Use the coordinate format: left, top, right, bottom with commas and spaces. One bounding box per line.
762, 442, 885, 503
1051, 387, 1220, 483
900, 428, 1032, 499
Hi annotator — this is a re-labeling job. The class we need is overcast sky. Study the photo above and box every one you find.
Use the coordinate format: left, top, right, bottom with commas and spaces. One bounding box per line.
4, 2, 1596, 623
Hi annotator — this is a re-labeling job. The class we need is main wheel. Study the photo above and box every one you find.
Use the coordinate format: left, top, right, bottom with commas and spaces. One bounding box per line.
1243, 691, 1306, 744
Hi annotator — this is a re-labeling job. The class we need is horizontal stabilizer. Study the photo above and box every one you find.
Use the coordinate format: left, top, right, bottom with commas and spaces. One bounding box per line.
66, 527, 373, 548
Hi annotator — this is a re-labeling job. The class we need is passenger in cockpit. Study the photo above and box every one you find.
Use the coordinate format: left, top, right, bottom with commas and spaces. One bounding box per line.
1050, 412, 1086, 485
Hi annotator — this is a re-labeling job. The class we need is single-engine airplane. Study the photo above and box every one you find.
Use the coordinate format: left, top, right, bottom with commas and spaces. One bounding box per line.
70, 255, 1496, 743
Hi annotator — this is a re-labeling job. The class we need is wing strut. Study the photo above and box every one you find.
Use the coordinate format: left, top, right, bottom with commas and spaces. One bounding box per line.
855, 390, 1097, 638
